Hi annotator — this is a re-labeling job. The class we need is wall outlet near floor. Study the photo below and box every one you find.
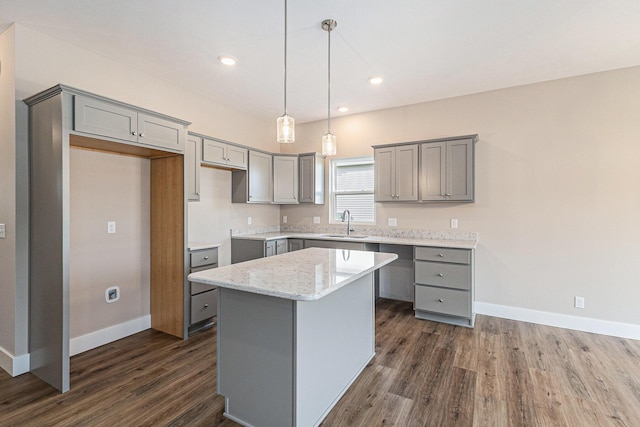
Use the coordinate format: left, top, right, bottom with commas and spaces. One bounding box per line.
450, 219, 458, 229
575, 296, 585, 309
282, 215, 288, 224
388, 218, 398, 227
107, 221, 116, 234
106, 286, 120, 303
313, 216, 320, 224
247, 217, 252, 225
0, 223, 5, 239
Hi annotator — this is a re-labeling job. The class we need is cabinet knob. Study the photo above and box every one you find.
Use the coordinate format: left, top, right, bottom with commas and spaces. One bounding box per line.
204, 256, 209, 260
196, 192, 200, 195
131, 131, 137, 136
204, 304, 209, 308
293, 195, 296, 199
445, 193, 451, 196
437, 273, 444, 277
438, 299, 444, 303
438, 253, 444, 257
139, 133, 145, 137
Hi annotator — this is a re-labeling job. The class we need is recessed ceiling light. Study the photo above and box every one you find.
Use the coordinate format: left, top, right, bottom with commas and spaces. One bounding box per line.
337, 106, 349, 113
218, 55, 237, 66
368, 76, 383, 85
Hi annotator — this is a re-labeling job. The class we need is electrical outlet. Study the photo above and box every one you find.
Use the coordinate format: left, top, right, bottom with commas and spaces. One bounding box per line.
0, 223, 5, 239
575, 296, 585, 309
388, 218, 397, 227
247, 217, 252, 225
451, 219, 458, 229
313, 216, 320, 224
107, 221, 116, 234
283, 216, 288, 224
105, 286, 120, 303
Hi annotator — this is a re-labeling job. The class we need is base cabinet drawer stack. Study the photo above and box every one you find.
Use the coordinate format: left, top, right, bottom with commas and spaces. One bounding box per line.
189, 247, 219, 334
414, 246, 475, 327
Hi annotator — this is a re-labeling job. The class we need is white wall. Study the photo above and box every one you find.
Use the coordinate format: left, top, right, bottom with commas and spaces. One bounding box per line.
282, 66, 640, 327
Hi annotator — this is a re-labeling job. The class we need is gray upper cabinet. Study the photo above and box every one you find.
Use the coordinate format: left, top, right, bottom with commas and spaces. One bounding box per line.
299, 153, 325, 204
273, 155, 299, 204
232, 150, 273, 203
421, 136, 475, 202
202, 138, 248, 170
186, 134, 201, 201
374, 144, 419, 202
74, 95, 186, 152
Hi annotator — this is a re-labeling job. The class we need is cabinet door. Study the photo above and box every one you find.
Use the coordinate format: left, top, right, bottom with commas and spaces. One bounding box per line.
374, 147, 396, 201
137, 113, 185, 152
202, 138, 228, 166
265, 240, 276, 257
74, 96, 137, 143
420, 142, 446, 201
273, 156, 299, 204
186, 135, 201, 201
395, 145, 419, 201
288, 239, 304, 252
276, 239, 288, 254
299, 155, 315, 202
446, 139, 474, 201
248, 151, 273, 203
226, 145, 248, 170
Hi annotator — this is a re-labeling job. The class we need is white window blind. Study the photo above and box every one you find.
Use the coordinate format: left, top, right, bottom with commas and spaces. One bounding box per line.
331, 157, 375, 223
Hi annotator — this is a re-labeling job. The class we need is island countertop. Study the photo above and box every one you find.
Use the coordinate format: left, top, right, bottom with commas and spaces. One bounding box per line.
188, 247, 398, 301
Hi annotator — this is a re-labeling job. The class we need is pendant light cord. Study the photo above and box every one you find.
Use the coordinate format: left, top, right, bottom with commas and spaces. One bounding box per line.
327, 20, 331, 133
284, 0, 288, 115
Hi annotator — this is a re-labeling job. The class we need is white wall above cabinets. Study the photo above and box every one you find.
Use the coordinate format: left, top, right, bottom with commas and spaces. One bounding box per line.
373, 134, 477, 203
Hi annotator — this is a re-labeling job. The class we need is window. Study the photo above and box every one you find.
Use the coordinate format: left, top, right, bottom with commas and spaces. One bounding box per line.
330, 156, 375, 223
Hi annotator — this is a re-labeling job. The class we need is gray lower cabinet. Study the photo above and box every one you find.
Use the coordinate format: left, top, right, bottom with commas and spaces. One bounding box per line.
189, 247, 219, 334
232, 150, 273, 203
201, 137, 248, 170
414, 246, 475, 327
186, 134, 201, 201
288, 239, 304, 252
231, 238, 287, 263
273, 155, 299, 204
299, 153, 325, 204
420, 136, 475, 202
74, 95, 187, 152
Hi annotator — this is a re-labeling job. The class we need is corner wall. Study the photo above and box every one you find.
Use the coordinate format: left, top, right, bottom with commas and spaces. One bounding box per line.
282, 66, 640, 330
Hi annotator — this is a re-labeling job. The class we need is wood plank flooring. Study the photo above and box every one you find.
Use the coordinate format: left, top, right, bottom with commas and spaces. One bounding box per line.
1, 299, 639, 426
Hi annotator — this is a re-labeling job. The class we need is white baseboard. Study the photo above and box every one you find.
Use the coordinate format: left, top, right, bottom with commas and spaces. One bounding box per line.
475, 302, 640, 340
0, 346, 30, 377
70, 315, 151, 356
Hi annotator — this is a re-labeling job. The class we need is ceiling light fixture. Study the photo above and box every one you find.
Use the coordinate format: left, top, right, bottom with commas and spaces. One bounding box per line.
277, 0, 295, 143
337, 106, 349, 113
321, 19, 337, 156
368, 76, 383, 85
218, 55, 237, 66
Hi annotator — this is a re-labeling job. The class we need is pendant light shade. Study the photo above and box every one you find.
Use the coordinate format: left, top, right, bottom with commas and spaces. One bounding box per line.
321, 19, 337, 155
277, 0, 295, 143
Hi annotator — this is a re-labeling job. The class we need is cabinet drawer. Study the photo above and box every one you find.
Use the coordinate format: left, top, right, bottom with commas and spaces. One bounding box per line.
415, 260, 470, 290
191, 248, 218, 268
414, 247, 470, 264
191, 289, 217, 324
415, 285, 470, 318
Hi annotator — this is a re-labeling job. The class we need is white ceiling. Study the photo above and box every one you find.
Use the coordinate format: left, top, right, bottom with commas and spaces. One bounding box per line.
2, 0, 640, 123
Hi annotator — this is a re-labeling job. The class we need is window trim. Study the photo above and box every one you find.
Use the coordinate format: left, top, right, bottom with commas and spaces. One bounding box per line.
329, 156, 375, 225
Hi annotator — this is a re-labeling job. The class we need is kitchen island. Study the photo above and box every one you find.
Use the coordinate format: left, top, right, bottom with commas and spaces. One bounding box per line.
188, 247, 398, 427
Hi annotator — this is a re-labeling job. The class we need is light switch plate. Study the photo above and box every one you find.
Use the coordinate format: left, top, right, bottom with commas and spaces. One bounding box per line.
247, 217, 252, 225
575, 296, 585, 309
0, 223, 6, 239
283, 216, 288, 224
107, 221, 116, 234
388, 218, 397, 227
313, 216, 320, 224
451, 219, 458, 229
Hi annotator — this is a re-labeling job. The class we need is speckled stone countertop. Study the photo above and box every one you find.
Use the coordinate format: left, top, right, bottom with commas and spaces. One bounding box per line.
188, 248, 398, 301
231, 232, 477, 249
188, 241, 222, 251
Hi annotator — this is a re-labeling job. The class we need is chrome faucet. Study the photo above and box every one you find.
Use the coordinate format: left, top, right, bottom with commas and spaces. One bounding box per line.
342, 209, 354, 235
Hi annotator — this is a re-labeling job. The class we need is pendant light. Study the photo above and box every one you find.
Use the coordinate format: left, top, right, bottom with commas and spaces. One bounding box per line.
321, 19, 337, 156
277, 0, 295, 143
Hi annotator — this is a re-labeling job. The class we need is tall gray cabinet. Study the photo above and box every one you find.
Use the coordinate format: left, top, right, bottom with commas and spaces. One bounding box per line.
25, 85, 190, 392
299, 153, 325, 204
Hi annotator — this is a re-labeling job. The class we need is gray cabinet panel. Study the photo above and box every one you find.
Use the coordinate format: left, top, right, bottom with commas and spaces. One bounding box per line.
447, 139, 474, 201
299, 153, 325, 204
374, 147, 395, 201
265, 240, 276, 257
415, 285, 470, 318
414, 261, 471, 290
276, 239, 288, 254
288, 239, 304, 252
186, 135, 201, 201
227, 144, 248, 169
414, 246, 470, 264
248, 151, 273, 203
273, 156, 298, 204
190, 248, 218, 268
190, 289, 218, 323
375, 145, 418, 201
137, 113, 185, 151
420, 142, 446, 201
74, 96, 137, 143
421, 138, 474, 202
202, 138, 248, 170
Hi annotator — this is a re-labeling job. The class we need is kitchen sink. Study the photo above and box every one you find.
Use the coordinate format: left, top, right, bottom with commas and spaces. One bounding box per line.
322, 234, 369, 239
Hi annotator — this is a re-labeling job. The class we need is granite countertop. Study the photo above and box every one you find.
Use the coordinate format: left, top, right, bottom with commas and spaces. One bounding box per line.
231, 232, 477, 249
188, 241, 222, 251
188, 247, 398, 301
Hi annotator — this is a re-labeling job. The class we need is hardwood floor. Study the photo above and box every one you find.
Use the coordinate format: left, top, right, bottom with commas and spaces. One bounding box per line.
1, 299, 639, 426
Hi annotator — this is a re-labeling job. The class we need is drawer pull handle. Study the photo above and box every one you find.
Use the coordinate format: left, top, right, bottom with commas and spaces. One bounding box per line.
204, 256, 209, 260
438, 299, 444, 303
438, 253, 444, 257
204, 304, 209, 308
437, 273, 444, 277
